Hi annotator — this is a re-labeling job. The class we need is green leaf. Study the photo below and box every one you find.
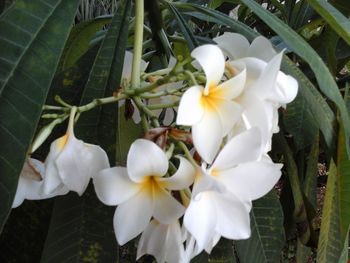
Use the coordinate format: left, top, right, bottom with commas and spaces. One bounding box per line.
239, 0, 350, 155
316, 160, 343, 263
0, 0, 80, 232
192, 239, 238, 263
58, 16, 112, 71
41, 3, 133, 262
307, 0, 350, 47
167, 3, 199, 51
337, 121, 350, 241
283, 92, 318, 151
235, 191, 285, 263
40, 187, 119, 263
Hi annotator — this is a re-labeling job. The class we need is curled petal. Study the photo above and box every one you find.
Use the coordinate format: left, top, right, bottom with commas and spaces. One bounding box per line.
192, 111, 223, 164
213, 128, 262, 170
214, 32, 250, 60
248, 36, 277, 62
275, 72, 298, 104
218, 161, 283, 201
153, 187, 185, 224
127, 139, 168, 182
159, 156, 195, 190
191, 44, 225, 93
93, 167, 141, 206
114, 189, 154, 245
176, 85, 205, 126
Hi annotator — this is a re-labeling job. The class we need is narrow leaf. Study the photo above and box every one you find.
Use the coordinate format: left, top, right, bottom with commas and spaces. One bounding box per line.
0, 0, 80, 232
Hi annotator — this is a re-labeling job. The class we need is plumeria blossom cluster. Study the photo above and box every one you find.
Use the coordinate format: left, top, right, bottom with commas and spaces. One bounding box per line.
14, 33, 297, 262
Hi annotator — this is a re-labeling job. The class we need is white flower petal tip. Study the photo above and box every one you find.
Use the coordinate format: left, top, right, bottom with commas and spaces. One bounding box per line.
137, 220, 184, 263
127, 139, 168, 182
214, 32, 250, 60
249, 36, 277, 62
191, 44, 225, 92
276, 72, 298, 104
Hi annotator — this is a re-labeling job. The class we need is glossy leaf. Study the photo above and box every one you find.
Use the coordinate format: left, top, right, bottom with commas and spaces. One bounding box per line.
235, 191, 285, 263
58, 16, 112, 71
0, 0, 80, 232
316, 161, 343, 263
307, 0, 350, 46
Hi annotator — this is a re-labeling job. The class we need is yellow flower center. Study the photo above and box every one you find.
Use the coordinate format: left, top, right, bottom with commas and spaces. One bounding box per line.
141, 176, 166, 196
57, 134, 68, 150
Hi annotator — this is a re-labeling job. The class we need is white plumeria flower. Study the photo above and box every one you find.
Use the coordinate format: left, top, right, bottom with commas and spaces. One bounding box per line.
119, 51, 149, 124
137, 220, 184, 263
214, 33, 298, 151
184, 128, 282, 252
177, 44, 246, 163
42, 107, 110, 196
13, 158, 68, 208
93, 139, 195, 245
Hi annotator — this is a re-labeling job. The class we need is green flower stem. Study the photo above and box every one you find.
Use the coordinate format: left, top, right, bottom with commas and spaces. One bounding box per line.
42, 105, 67, 111
177, 141, 197, 167
131, 0, 144, 89
142, 68, 172, 79
148, 101, 179, 110
185, 70, 198, 86
55, 95, 72, 108
133, 96, 160, 127
77, 93, 127, 113
140, 85, 184, 99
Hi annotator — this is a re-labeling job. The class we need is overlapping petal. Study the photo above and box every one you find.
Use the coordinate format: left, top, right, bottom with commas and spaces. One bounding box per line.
93, 167, 141, 206
214, 32, 249, 59
127, 139, 168, 182
114, 189, 154, 245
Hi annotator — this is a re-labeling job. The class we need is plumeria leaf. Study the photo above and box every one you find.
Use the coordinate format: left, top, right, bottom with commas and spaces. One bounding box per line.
316, 161, 343, 263
0, 0, 80, 232
235, 191, 285, 263
58, 16, 112, 71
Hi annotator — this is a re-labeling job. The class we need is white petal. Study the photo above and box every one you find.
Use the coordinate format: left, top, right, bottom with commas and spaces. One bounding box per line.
248, 36, 277, 62
214, 32, 250, 60
241, 93, 272, 147
192, 110, 223, 164
215, 192, 251, 239
12, 176, 40, 208
56, 138, 109, 195
153, 187, 185, 224
176, 85, 205, 126
137, 220, 167, 263
218, 161, 282, 201
216, 99, 242, 136
250, 52, 283, 98
122, 51, 133, 82
191, 44, 225, 93
114, 189, 154, 245
159, 156, 195, 190
275, 72, 298, 104
93, 167, 141, 206
213, 128, 262, 170
184, 191, 217, 251
204, 234, 221, 254
216, 67, 246, 100
127, 139, 168, 182
137, 220, 184, 263
131, 101, 142, 124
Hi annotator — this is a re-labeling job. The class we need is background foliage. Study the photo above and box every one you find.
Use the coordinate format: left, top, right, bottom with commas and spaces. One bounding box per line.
0, 0, 350, 262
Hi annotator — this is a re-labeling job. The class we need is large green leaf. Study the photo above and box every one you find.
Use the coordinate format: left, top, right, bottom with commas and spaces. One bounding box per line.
58, 16, 112, 71
239, 0, 350, 155
307, 0, 350, 47
316, 161, 343, 263
0, 0, 80, 232
40, 2, 132, 262
175, 3, 336, 152
235, 191, 285, 263
192, 239, 238, 263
